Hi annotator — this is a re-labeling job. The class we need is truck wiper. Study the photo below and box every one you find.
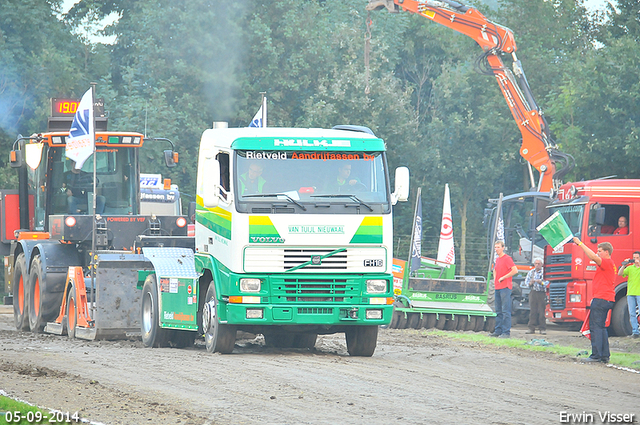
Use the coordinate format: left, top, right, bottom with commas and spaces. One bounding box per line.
311, 194, 373, 211
243, 193, 307, 211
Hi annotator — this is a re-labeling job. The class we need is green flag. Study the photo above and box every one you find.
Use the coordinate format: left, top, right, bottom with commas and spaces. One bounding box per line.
536, 211, 573, 250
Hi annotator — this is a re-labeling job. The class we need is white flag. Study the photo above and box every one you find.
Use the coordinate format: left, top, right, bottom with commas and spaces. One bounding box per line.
66, 88, 94, 169
437, 183, 455, 264
248, 96, 267, 128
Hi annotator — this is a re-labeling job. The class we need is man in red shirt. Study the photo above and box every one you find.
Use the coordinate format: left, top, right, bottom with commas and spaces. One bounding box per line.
613, 216, 628, 235
489, 241, 518, 338
573, 237, 616, 363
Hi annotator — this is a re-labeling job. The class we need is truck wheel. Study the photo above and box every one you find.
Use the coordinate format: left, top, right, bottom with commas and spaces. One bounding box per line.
292, 333, 317, 349
66, 289, 77, 339
12, 253, 30, 331
28, 255, 59, 333
202, 280, 236, 354
610, 297, 632, 337
141, 275, 169, 348
345, 325, 378, 357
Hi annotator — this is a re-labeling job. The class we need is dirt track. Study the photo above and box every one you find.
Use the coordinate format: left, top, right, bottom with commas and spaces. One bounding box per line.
1, 308, 639, 425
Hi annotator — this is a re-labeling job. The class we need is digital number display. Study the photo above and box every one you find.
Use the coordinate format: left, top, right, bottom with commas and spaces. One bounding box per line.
51, 98, 80, 116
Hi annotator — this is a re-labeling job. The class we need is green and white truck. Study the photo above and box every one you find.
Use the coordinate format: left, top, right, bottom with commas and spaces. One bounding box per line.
136, 124, 409, 356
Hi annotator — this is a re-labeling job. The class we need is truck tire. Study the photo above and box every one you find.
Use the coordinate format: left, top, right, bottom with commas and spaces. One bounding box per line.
28, 255, 61, 333
12, 253, 30, 331
66, 289, 77, 339
141, 275, 170, 348
610, 297, 632, 337
202, 280, 236, 354
345, 325, 378, 357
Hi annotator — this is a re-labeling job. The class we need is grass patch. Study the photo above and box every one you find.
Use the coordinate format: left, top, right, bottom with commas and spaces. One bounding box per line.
0, 396, 81, 424
426, 330, 640, 371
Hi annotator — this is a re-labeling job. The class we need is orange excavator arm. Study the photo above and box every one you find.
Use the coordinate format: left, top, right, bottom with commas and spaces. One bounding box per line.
367, 0, 573, 191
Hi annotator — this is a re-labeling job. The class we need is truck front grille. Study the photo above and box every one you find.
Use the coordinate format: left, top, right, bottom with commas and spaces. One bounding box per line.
545, 254, 572, 280
549, 282, 567, 310
272, 278, 359, 304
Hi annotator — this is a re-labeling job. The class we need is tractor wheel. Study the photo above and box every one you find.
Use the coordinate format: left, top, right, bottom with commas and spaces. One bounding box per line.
141, 275, 170, 348
12, 253, 30, 331
345, 325, 378, 357
66, 289, 78, 339
28, 255, 61, 333
610, 297, 632, 337
202, 280, 236, 354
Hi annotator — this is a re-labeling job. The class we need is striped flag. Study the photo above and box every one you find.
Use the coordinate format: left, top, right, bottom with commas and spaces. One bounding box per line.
536, 211, 573, 250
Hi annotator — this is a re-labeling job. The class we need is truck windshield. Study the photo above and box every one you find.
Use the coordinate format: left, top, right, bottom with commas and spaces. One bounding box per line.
235, 150, 390, 214
548, 204, 584, 238
49, 147, 137, 216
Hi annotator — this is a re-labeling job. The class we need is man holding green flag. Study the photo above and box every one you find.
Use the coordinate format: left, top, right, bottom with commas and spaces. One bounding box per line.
572, 237, 616, 363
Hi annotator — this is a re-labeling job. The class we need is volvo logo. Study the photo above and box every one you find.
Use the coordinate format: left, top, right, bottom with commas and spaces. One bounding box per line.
311, 255, 322, 265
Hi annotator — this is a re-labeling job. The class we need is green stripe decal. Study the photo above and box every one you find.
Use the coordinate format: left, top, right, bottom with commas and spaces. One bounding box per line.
249, 216, 284, 243
196, 202, 232, 239
350, 216, 383, 244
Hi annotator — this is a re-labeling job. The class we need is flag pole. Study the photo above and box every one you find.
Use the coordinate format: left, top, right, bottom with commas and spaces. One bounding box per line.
90, 82, 97, 320
260, 92, 267, 128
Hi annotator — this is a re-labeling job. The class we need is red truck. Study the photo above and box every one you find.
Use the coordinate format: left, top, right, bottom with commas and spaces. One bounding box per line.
544, 179, 640, 335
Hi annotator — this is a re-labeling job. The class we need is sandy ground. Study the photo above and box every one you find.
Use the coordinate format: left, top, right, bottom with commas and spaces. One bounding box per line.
1, 306, 639, 425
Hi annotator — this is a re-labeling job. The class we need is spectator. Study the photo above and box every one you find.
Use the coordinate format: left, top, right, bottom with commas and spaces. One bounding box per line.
573, 237, 616, 363
524, 258, 548, 335
618, 251, 640, 338
488, 240, 518, 338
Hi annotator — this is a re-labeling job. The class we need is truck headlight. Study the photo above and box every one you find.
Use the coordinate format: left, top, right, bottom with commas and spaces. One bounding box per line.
366, 279, 387, 294
240, 278, 261, 292
569, 294, 581, 303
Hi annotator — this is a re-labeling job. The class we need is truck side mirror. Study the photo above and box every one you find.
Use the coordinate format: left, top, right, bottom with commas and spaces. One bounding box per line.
9, 150, 23, 168
187, 201, 196, 223
164, 150, 178, 168
391, 166, 410, 205
201, 160, 221, 208
594, 207, 606, 226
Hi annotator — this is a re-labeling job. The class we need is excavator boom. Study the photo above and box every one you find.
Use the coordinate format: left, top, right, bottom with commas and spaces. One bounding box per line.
367, 0, 573, 191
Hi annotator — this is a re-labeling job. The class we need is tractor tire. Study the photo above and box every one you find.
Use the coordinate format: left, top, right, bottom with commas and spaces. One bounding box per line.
202, 279, 236, 353
610, 297, 632, 337
345, 325, 378, 357
12, 253, 30, 331
28, 255, 62, 333
66, 289, 77, 339
293, 333, 318, 349
141, 275, 170, 348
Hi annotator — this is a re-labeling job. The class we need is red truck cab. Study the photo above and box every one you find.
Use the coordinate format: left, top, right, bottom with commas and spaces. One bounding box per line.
544, 179, 640, 335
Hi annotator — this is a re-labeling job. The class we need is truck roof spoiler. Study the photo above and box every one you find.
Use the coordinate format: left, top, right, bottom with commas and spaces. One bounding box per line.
331, 125, 376, 136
